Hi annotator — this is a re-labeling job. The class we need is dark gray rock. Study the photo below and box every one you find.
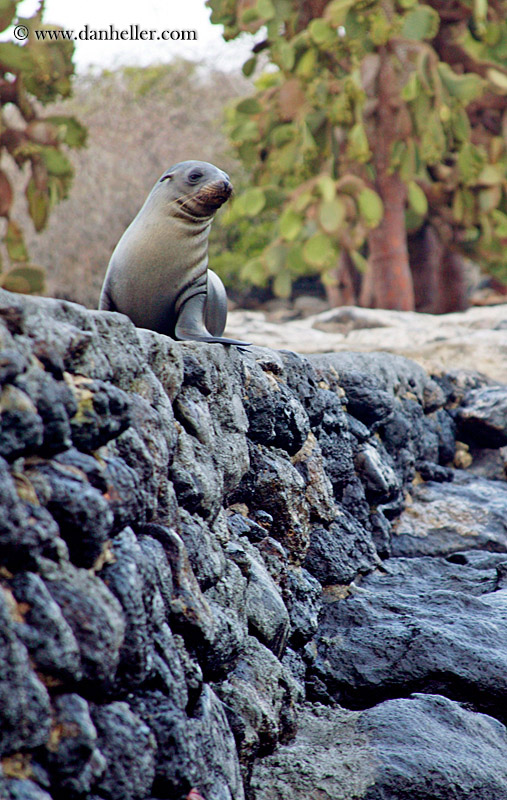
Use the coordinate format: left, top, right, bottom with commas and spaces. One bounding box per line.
0, 457, 64, 568
359, 693, 507, 800
3, 779, 54, 800
131, 685, 244, 800
40, 561, 125, 687
102, 528, 187, 699
0, 588, 51, 756
69, 377, 132, 451
42, 694, 106, 796
213, 636, 301, 772
10, 572, 82, 682
310, 351, 445, 410
229, 442, 310, 564
354, 441, 401, 502
176, 509, 226, 590
250, 695, 507, 800
92, 701, 157, 800
227, 540, 290, 657
0, 348, 27, 384
304, 508, 379, 586
310, 553, 507, 718
26, 459, 114, 568
0, 384, 43, 460
241, 355, 310, 455
204, 559, 248, 676
392, 473, 507, 557
16, 367, 76, 456
456, 384, 507, 447
152, 527, 218, 662
285, 567, 322, 646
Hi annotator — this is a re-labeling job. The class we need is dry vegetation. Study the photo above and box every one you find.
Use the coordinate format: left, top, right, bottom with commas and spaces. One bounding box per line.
16, 60, 246, 307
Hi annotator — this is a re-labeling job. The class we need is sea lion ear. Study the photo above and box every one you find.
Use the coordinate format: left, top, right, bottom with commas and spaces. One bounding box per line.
160, 172, 173, 183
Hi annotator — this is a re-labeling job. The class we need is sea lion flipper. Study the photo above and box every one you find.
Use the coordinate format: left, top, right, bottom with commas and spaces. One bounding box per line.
205, 270, 227, 337
175, 292, 250, 346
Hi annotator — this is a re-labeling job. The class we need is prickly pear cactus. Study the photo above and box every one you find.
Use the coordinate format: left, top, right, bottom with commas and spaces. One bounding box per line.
208, 0, 507, 304
0, 1, 87, 294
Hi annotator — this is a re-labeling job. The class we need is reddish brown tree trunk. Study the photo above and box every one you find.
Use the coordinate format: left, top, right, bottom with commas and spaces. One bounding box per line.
325, 250, 361, 307
363, 51, 415, 311
408, 225, 469, 313
365, 172, 415, 310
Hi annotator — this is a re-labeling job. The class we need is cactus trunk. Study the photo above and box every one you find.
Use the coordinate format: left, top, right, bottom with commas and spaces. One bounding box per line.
363, 50, 415, 311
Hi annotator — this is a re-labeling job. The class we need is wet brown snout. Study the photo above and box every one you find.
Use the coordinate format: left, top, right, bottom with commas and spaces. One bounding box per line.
195, 177, 233, 211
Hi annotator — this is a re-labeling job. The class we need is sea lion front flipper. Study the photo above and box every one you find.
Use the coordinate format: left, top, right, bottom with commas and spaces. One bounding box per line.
175, 292, 250, 346
205, 270, 227, 337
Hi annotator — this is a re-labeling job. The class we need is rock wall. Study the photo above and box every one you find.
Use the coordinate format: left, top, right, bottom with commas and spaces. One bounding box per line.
0, 288, 506, 800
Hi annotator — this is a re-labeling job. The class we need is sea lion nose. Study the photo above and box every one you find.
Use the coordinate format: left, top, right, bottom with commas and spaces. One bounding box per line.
222, 180, 232, 196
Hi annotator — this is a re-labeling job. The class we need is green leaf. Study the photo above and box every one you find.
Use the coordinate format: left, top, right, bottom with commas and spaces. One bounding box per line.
420, 112, 446, 165
26, 179, 50, 231
438, 63, 484, 103
39, 147, 73, 178
492, 210, 507, 237
319, 199, 346, 233
236, 97, 262, 114
303, 233, 336, 267
317, 176, 336, 202
486, 68, 507, 94
276, 40, 295, 71
230, 119, 259, 143
407, 181, 428, 216
451, 108, 471, 142
309, 19, 336, 46
477, 164, 505, 186
5, 220, 29, 262
242, 57, 257, 77
1, 265, 45, 295
279, 208, 303, 241
478, 185, 501, 212
401, 5, 440, 40
401, 72, 420, 102
346, 122, 371, 163
256, 0, 275, 19
271, 123, 297, 146
457, 143, 487, 186
44, 115, 87, 148
405, 207, 425, 233
235, 187, 266, 217
286, 246, 307, 274
0, 40, 33, 72
296, 49, 317, 78
326, 0, 354, 26
240, 257, 267, 286
357, 187, 384, 227
272, 271, 292, 298
350, 250, 369, 274
265, 243, 287, 275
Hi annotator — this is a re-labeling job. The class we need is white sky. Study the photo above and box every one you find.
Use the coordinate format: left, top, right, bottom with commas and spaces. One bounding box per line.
15, 0, 251, 71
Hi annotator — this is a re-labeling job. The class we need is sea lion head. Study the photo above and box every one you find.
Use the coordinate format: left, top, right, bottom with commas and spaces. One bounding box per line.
158, 160, 233, 218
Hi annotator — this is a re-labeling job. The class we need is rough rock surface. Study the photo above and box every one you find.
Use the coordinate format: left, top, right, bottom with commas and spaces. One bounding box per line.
0, 288, 506, 800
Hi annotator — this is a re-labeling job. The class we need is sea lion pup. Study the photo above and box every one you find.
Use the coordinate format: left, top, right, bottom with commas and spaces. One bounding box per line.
99, 160, 249, 345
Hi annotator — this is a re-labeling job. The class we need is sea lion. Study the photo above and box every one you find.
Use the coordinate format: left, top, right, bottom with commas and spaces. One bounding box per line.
99, 160, 248, 345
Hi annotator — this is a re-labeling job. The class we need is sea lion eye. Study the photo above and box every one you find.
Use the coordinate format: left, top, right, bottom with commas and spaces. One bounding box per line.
188, 171, 203, 183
